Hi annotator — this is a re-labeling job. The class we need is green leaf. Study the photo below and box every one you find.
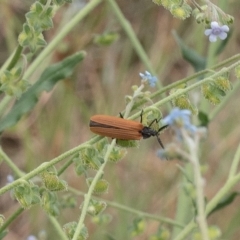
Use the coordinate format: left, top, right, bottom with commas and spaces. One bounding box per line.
63, 222, 88, 240
79, 147, 103, 170
108, 146, 127, 163
53, 0, 66, 5
26, 3, 54, 31
86, 178, 109, 194
18, 23, 47, 52
198, 111, 209, 127
0, 230, 8, 239
215, 29, 232, 56
41, 171, 68, 191
0, 51, 86, 132
116, 139, 139, 148
173, 31, 206, 72
208, 192, 240, 217
87, 199, 107, 216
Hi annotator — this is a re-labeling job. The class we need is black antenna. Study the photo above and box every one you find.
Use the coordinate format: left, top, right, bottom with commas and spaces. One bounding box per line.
156, 125, 168, 149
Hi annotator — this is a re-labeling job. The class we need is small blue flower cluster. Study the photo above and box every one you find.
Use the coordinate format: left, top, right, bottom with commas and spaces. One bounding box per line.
162, 108, 197, 135
157, 108, 201, 159
139, 71, 157, 87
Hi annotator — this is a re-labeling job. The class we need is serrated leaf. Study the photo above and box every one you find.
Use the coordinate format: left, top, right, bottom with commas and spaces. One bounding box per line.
108, 146, 127, 163
35, 2, 44, 13
26, 4, 54, 31
14, 183, 33, 209
41, 191, 60, 216
87, 199, 107, 216
116, 139, 139, 148
173, 31, 206, 72
86, 178, 109, 194
41, 171, 68, 191
79, 148, 102, 170
0, 51, 86, 132
63, 222, 88, 240
170, 4, 192, 20
31, 186, 41, 205
18, 24, 47, 52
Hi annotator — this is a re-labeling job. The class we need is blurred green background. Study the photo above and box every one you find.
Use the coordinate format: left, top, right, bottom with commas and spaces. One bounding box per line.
0, 0, 240, 239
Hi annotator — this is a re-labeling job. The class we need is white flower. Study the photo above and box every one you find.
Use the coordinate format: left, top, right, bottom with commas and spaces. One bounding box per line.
204, 21, 229, 42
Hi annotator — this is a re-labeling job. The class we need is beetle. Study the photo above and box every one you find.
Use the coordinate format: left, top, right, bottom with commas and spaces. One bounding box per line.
89, 114, 168, 149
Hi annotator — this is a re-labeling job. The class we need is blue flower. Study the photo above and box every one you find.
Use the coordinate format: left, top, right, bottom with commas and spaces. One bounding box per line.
204, 21, 229, 42
139, 71, 157, 87
162, 108, 197, 135
162, 108, 191, 126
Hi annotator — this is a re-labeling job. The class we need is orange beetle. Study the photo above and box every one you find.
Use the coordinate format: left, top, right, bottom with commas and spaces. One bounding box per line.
89, 115, 167, 149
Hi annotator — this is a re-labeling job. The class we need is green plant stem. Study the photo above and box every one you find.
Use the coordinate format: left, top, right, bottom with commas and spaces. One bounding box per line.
173, 221, 196, 240
213, 54, 240, 68
0, 95, 12, 117
104, 197, 184, 228
0, 147, 25, 178
0, 207, 24, 234
174, 168, 240, 240
72, 139, 116, 240
0, 52, 14, 77
0, 137, 101, 196
185, 133, 209, 240
130, 60, 240, 121
132, 54, 240, 113
193, 163, 209, 240
6, 45, 23, 71
206, 173, 240, 215
0, 46, 24, 116
24, 0, 102, 80
151, 64, 239, 108
124, 84, 145, 118
43, 0, 52, 11
172, 163, 194, 238
49, 215, 68, 240
73, 79, 146, 239
205, 41, 218, 70
228, 143, 240, 178
107, 0, 161, 87
1, 0, 102, 118
69, 187, 183, 228
57, 155, 77, 176
153, 57, 237, 95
